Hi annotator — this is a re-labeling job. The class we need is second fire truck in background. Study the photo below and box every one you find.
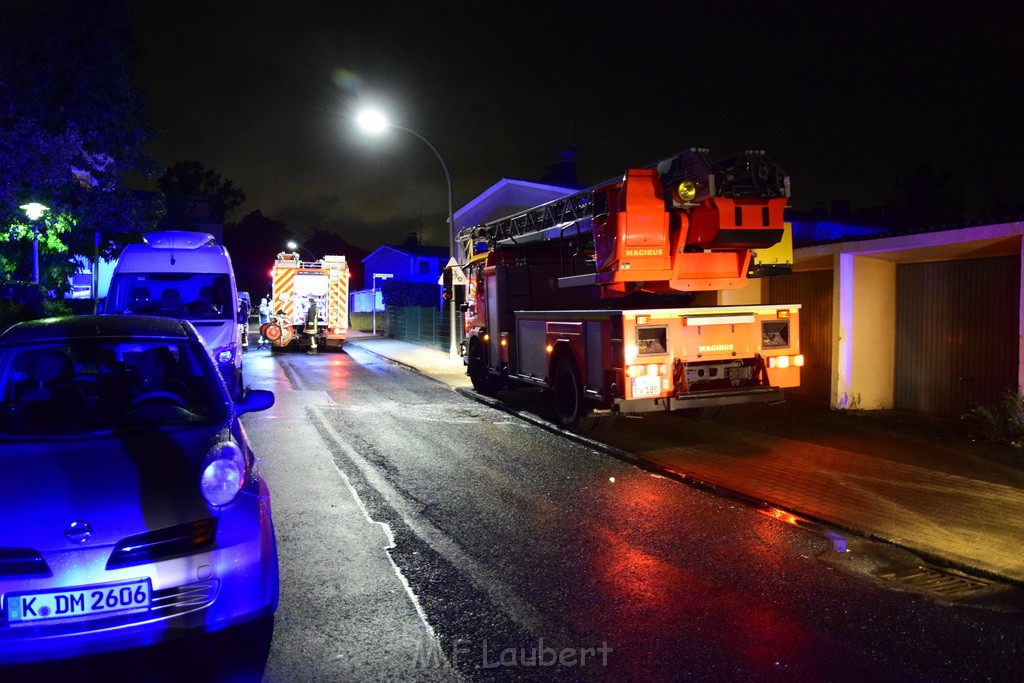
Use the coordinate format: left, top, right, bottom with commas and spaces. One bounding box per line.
263, 252, 349, 352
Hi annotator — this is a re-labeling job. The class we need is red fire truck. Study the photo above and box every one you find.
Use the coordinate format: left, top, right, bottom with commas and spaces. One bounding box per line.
454, 148, 803, 429
263, 252, 349, 352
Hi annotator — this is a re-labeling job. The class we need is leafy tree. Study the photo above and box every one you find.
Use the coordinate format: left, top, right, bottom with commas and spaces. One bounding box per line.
0, 0, 161, 293
300, 229, 368, 291
158, 161, 246, 228
223, 211, 292, 298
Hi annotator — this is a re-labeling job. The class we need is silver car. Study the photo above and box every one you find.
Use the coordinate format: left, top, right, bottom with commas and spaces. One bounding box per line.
0, 315, 278, 665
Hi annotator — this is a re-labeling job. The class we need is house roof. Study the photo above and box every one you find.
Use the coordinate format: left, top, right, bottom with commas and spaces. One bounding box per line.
794, 219, 1024, 270
362, 244, 449, 263
453, 178, 575, 230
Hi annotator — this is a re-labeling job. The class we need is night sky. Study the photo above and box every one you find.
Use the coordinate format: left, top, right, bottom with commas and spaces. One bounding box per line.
129, 3, 1024, 250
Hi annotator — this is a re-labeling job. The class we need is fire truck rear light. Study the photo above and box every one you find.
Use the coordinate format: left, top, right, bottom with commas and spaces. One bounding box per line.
500, 338, 507, 347
777, 309, 791, 319
628, 364, 668, 378
483, 333, 490, 342
546, 344, 554, 354
793, 354, 804, 367
768, 356, 789, 369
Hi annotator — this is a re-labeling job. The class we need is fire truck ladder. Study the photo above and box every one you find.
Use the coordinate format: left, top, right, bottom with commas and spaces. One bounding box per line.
456, 148, 789, 258
457, 189, 595, 255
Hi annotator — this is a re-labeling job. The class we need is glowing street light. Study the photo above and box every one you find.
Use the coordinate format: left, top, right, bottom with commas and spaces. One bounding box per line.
355, 107, 458, 360
286, 240, 317, 262
19, 202, 49, 284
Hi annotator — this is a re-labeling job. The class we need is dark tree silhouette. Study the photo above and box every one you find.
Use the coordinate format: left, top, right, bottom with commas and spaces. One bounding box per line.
883, 165, 967, 229
157, 161, 246, 229
223, 211, 291, 298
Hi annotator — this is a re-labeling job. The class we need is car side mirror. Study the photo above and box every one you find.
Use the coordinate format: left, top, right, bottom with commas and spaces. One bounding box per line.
235, 388, 275, 415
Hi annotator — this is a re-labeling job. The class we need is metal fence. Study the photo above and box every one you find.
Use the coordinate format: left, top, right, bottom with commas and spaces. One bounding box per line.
385, 306, 462, 352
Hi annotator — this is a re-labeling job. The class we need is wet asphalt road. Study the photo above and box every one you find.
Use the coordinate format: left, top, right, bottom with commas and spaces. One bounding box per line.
17, 346, 1018, 681
242, 346, 1024, 682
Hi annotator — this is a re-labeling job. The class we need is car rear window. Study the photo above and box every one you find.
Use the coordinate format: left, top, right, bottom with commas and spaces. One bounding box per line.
0, 339, 228, 437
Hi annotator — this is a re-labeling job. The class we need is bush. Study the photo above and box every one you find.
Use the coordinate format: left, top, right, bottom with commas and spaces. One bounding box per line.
380, 280, 440, 308
963, 391, 1024, 448
349, 311, 385, 333
0, 282, 77, 333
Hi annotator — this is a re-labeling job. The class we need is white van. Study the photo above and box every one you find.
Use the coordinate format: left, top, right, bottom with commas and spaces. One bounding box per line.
104, 231, 244, 398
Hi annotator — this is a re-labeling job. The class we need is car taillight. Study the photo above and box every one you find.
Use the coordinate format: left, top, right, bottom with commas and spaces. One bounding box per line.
200, 441, 246, 506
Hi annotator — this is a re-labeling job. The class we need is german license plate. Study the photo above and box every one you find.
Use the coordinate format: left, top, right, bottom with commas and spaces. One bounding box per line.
631, 375, 661, 398
6, 578, 151, 625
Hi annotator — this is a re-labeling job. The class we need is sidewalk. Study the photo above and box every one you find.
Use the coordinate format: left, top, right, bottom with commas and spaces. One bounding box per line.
345, 332, 1024, 585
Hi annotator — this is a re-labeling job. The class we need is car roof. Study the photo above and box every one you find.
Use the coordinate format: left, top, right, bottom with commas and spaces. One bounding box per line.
0, 315, 201, 345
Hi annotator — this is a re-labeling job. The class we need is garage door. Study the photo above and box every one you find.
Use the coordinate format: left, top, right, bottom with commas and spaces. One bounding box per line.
896, 256, 1019, 416
768, 270, 833, 401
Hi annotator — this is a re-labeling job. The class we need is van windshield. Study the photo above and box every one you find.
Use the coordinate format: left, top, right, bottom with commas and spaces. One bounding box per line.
108, 274, 234, 321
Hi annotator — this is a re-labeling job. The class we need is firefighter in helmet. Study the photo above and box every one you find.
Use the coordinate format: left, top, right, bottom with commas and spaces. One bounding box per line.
304, 295, 319, 355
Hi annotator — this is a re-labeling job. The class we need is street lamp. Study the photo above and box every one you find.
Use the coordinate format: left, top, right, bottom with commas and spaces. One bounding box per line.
355, 108, 459, 360
371, 273, 393, 335
19, 202, 49, 284
286, 240, 317, 262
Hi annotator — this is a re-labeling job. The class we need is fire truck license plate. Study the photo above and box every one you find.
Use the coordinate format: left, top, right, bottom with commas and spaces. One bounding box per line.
631, 375, 661, 398
5, 579, 151, 625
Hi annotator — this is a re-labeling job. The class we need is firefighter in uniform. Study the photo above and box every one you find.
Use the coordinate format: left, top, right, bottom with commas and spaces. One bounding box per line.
304, 295, 318, 355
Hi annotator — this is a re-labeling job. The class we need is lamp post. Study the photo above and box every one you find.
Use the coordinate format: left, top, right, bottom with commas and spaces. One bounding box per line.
355, 109, 459, 360
286, 240, 318, 262
19, 202, 49, 284
371, 273, 393, 335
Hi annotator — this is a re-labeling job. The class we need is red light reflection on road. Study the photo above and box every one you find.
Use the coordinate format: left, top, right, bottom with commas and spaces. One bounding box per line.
580, 475, 817, 679
325, 357, 355, 387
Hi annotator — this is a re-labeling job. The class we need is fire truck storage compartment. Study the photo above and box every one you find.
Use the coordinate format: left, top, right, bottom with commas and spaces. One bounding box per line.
515, 314, 614, 396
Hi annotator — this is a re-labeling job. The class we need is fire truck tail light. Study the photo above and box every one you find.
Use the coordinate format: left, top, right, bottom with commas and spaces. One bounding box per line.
768, 354, 804, 369
627, 364, 669, 379
500, 338, 507, 347
546, 344, 554, 354
777, 309, 791, 319
483, 333, 490, 342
